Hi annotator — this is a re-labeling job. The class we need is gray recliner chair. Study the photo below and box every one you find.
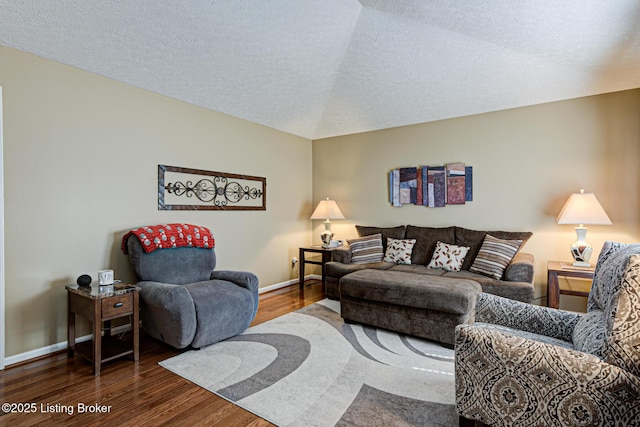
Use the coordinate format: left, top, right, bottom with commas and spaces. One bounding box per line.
125, 235, 259, 349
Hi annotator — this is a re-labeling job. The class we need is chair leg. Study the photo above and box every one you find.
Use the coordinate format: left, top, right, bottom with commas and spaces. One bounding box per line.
458, 415, 476, 427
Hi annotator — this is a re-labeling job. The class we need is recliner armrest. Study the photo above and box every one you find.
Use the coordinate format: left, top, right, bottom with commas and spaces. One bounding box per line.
137, 281, 197, 349
475, 293, 580, 342
210, 270, 258, 293
138, 281, 195, 309
210, 270, 259, 314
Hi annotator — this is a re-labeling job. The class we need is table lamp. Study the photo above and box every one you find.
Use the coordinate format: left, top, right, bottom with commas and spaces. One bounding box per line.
310, 198, 345, 248
556, 189, 612, 267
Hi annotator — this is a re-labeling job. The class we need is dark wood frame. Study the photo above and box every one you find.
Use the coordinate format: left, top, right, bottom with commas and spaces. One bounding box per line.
298, 246, 336, 292
158, 164, 266, 211
547, 260, 595, 308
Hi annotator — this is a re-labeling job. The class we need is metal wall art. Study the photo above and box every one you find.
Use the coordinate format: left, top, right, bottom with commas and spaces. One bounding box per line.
389, 163, 473, 207
158, 165, 266, 211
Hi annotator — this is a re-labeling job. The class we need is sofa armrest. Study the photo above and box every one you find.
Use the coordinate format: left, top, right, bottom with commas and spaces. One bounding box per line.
331, 246, 352, 264
455, 324, 640, 426
475, 292, 581, 341
503, 251, 534, 283
210, 270, 259, 314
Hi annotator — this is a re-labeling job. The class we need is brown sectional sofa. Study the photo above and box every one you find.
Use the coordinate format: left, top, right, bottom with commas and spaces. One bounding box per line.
326, 225, 535, 302
325, 225, 536, 345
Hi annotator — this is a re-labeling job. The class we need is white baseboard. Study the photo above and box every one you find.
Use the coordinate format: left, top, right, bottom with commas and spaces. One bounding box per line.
4, 323, 132, 367
4, 277, 322, 368
258, 275, 321, 293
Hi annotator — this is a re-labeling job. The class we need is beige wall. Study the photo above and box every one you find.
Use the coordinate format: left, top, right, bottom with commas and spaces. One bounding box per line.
1, 46, 313, 357
313, 89, 640, 309
3, 42, 639, 358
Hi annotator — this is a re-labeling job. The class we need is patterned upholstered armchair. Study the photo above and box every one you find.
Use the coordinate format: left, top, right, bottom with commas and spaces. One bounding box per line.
455, 241, 640, 426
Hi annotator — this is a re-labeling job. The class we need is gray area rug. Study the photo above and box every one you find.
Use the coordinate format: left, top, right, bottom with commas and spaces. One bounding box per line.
159, 299, 457, 426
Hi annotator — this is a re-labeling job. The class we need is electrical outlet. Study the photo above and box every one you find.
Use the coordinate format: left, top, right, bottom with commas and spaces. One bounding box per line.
291, 257, 298, 267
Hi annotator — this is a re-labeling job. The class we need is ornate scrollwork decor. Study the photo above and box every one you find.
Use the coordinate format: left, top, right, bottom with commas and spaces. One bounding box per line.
158, 165, 266, 211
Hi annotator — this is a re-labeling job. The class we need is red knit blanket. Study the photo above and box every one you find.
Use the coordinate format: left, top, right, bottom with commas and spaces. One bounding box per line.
121, 223, 215, 254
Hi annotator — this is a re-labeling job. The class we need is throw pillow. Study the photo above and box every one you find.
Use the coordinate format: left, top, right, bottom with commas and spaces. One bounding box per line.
347, 234, 384, 264
427, 241, 470, 272
383, 237, 417, 264
454, 227, 532, 271
470, 234, 523, 280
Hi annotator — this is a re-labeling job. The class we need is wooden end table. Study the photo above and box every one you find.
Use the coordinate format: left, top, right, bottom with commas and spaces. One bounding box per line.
66, 282, 140, 375
547, 261, 595, 309
299, 246, 337, 291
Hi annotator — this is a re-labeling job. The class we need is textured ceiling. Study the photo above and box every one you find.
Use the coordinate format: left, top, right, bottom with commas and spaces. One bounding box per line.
1, 1, 639, 139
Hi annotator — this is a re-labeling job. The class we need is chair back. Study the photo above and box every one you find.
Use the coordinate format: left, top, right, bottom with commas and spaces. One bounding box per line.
126, 235, 216, 285
575, 241, 640, 375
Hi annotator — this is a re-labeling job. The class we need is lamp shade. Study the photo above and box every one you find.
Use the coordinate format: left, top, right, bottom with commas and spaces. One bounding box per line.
556, 190, 612, 226
310, 198, 345, 220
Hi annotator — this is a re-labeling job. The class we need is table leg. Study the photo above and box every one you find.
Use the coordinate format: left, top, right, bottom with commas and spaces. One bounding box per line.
547, 271, 560, 309
299, 247, 305, 290
67, 293, 75, 358
133, 292, 139, 362
93, 300, 101, 375
321, 251, 331, 293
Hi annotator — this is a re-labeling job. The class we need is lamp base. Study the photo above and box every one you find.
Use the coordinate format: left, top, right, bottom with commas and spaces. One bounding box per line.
320, 221, 334, 248
570, 226, 592, 267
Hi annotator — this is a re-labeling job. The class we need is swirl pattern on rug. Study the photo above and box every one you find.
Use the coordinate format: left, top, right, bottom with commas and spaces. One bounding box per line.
160, 299, 457, 426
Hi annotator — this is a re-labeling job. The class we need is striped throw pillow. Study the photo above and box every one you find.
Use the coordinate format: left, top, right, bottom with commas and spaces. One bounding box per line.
470, 234, 522, 280
348, 234, 384, 264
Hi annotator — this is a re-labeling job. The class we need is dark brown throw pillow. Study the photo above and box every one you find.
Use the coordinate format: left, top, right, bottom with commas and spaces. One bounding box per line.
405, 225, 456, 265
355, 225, 406, 249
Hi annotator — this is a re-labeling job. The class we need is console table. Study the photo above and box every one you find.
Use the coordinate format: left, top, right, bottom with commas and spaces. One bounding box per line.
299, 246, 337, 291
66, 282, 140, 375
547, 261, 595, 309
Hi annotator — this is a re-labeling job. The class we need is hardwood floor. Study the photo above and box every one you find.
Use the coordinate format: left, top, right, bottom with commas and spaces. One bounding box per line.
0, 280, 326, 427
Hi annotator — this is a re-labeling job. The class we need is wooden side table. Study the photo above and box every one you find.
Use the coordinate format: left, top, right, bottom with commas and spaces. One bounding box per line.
547, 261, 595, 309
66, 282, 140, 375
299, 246, 336, 291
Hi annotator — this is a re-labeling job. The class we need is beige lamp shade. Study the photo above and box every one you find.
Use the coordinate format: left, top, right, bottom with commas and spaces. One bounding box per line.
310, 198, 345, 220
311, 198, 345, 247
556, 189, 611, 267
556, 190, 612, 226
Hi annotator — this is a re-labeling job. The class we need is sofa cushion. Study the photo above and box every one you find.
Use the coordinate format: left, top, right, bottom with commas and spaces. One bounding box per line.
443, 270, 535, 303
355, 225, 406, 248
455, 227, 533, 270
469, 234, 522, 280
339, 269, 481, 314
389, 264, 447, 276
325, 260, 395, 281
347, 233, 384, 264
383, 237, 416, 264
405, 225, 456, 265
427, 241, 470, 272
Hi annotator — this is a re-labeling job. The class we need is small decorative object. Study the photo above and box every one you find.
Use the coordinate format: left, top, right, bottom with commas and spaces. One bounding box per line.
158, 165, 266, 211
389, 163, 472, 207
310, 198, 345, 248
76, 274, 92, 287
556, 189, 612, 267
98, 269, 115, 285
